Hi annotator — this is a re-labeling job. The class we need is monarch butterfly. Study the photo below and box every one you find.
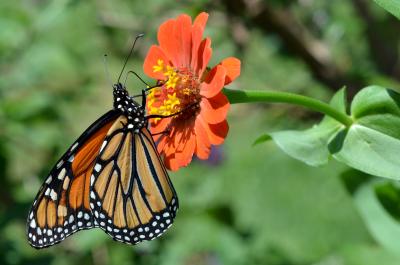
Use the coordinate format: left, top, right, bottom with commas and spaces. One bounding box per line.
26, 35, 179, 249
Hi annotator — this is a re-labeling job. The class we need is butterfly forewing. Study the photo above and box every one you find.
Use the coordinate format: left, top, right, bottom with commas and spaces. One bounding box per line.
89, 117, 178, 244
27, 111, 119, 248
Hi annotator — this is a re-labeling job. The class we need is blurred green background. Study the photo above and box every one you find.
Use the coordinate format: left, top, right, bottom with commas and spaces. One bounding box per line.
1, 0, 400, 264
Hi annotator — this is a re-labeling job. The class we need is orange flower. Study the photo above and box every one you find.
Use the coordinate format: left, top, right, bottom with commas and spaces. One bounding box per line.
143, 12, 240, 171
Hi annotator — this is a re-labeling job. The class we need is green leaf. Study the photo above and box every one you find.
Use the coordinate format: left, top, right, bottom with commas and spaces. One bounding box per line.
375, 182, 400, 222
372, 0, 400, 20
267, 85, 400, 180
353, 180, 400, 254
267, 88, 346, 166
330, 125, 400, 180
351, 86, 400, 118
252, 133, 271, 146
270, 123, 342, 166
330, 86, 400, 180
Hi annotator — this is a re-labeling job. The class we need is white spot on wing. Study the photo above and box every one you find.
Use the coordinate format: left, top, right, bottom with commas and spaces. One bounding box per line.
84, 213, 90, 220
50, 189, 58, 201
94, 164, 102, 172
58, 168, 66, 180
45, 176, 52, 184
56, 160, 64, 169
100, 141, 107, 152
71, 142, 79, 151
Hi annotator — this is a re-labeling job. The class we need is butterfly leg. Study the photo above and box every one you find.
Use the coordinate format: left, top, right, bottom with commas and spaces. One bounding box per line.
151, 130, 170, 137
129, 84, 161, 100
125, 71, 150, 87
130, 79, 168, 99
145, 103, 198, 120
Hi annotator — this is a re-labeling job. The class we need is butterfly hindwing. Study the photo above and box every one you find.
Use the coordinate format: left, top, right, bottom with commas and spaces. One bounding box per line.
27, 110, 119, 248
89, 116, 178, 244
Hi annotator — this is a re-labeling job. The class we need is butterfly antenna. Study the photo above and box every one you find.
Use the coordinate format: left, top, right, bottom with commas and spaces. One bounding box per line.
103, 54, 113, 87
117, 33, 145, 83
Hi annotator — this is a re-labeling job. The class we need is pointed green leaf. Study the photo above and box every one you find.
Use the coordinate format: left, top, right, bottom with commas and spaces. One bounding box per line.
351, 86, 400, 118
330, 86, 400, 180
252, 133, 272, 146
372, 0, 400, 20
330, 125, 400, 180
267, 88, 346, 166
270, 123, 342, 166
354, 180, 400, 254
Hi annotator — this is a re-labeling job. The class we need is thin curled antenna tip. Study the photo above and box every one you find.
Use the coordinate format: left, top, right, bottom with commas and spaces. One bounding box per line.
117, 33, 145, 83
103, 54, 113, 87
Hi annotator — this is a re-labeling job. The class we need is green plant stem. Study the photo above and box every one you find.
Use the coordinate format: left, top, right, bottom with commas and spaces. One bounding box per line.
223, 88, 353, 127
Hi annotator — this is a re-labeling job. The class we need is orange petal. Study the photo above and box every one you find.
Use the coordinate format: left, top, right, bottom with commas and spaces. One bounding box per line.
191, 12, 209, 73
219, 57, 241, 85
143, 45, 170, 80
156, 136, 168, 155
164, 139, 174, 155
200, 65, 226, 98
194, 118, 211, 159
191, 24, 203, 72
175, 14, 192, 67
179, 120, 196, 163
194, 38, 212, 76
164, 153, 178, 171
200, 93, 230, 124
183, 132, 196, 164
157, 19, 180, 66
193, 12, 208, 32
198, 115, 228, 145
208, 120, 229, 145
157, 122, 178, 156
149, 117, 171, 142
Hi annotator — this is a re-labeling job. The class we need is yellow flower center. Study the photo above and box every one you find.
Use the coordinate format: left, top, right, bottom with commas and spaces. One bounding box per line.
148, 59, 201, 122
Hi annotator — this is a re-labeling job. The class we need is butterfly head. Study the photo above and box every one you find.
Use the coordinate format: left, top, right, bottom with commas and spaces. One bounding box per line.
113, 82, 129, 97
113, 82, 145, 130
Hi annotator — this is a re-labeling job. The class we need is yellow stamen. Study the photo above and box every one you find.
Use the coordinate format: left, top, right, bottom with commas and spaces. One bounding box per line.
153, 59, 164, 73
148, 58, 201, 124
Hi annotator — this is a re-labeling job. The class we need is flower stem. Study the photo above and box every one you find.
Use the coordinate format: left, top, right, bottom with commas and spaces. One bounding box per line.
223, 88, 353, 127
